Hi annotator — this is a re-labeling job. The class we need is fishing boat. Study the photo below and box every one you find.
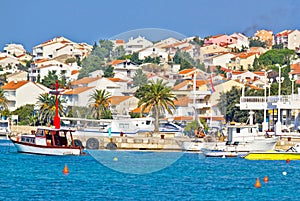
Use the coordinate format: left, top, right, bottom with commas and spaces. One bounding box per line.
9, 81, 82, 156
244, 143, 300, 160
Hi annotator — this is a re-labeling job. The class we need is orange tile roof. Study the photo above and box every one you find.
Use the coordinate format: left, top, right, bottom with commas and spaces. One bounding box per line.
198, 115, 225, 121
178, 68, 196, 75
173, 116, 193, 121
62, 87, 94, 95
71, 77, 101, 85
116, 39, 125, 44
131, 106, 151, 113
107, 77, 126, 82
108, 96, 132, 105
71, 70, 79, 75
291, 63, 300, 70
110, 60, 126, 65
2, 81, 29, 90
173, 80, 190, 90
174, 96, 189, 106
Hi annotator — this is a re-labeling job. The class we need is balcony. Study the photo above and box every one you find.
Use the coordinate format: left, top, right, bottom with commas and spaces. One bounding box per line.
188, 102, 211, 109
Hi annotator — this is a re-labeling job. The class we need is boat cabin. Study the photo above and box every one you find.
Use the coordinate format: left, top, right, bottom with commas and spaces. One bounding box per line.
30, 128, 75, 147
227, 124, 260, 143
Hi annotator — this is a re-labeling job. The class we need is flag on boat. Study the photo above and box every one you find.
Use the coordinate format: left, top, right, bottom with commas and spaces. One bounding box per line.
210, 74, 215, 93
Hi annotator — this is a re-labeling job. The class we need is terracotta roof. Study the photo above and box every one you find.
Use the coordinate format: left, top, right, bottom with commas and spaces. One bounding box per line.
173, 116, 193, 121
2, 81, 29, 90
253, 71, 265, 76
131, 106, 151, 113
198, 115, 225, 121
174, 96, 189, 106
291, 63, 300, 71
62, 87, 94, 95
107, 77, 126, 82
108, 96, 132, 105
116, 39, 125, 44
71, 77, 101, 85
173, 80, 190, 90
110, 60, 126, 65
71, 70, 79, 75
178, 68, 196, 75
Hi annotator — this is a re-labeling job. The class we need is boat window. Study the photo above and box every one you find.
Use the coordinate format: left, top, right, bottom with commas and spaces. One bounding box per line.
146, 121, 151, 125
21, 137, 26, 142
35, 129, 45, 137
236, 128, 240, 133
119, 123, 130, 129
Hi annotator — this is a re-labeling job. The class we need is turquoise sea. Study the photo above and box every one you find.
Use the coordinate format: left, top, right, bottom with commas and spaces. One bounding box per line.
1, 140, 300, 201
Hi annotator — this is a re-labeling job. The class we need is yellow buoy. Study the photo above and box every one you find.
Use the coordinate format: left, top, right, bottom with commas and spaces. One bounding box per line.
113, 157, 118, 161
254, 178, 261, 188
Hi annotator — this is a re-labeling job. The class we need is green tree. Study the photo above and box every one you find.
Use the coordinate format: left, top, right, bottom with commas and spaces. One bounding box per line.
136, 79, 177, 132
103, 65, 115, 78
0, 88, 9, 110
11, 104, 35, 125
249, 39, 266, 48
130, 52, 142, 65
99, 39, 114, 53
252, 56, 260, 71
89, 89, 112, 119
132, 69, 148, 88
112, 46, 126, 59
41, 71, 59, 88
37, 93, 65, 125
258, 49, 296, 67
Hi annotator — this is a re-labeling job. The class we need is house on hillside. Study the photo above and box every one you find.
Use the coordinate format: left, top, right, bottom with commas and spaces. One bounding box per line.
108, 96, 139, 116
138, 47, 168, 62
254, 30, 274, 49
110, 60, 139, 78
275, 30, 300, 50
29, 58, 80, 82
6, 70, 28, 83
3, 44, 26, 56
199, 44, 229, 63
0, 53, 20, 74
226, 52, 258, 71
2, 81, 50, 111
61, 86, 95, 108
203, 52, 235, 68
125, 36, 153, 54
32, 36, 92, 61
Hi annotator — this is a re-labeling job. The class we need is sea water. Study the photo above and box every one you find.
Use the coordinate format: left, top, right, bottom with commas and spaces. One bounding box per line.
1, 140, 300, 201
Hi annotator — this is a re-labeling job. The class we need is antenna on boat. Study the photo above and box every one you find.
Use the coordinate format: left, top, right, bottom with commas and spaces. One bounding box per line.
49, 80, 61, 129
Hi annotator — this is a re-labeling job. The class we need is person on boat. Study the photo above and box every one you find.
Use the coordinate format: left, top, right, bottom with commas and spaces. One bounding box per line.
195, 126, 205, 138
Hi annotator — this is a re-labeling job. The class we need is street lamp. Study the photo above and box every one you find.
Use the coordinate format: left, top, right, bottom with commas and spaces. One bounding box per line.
275, 64, 287, 135
262, 69, 272, 132
289, 74, 297, 100
267, 78, 273, 97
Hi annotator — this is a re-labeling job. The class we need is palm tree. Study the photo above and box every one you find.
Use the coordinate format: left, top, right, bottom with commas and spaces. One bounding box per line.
37, 93, 65, 125
0, 88, 9, 110
89, 89, 111, 119
137, 79, 177, 132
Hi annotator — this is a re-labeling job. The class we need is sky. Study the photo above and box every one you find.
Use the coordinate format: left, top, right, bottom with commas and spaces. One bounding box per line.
0, 0, 299, 51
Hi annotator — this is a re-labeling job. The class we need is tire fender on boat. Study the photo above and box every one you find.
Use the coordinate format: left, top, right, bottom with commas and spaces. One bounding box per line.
86, 138, 100, 150
74, 139, 84, 149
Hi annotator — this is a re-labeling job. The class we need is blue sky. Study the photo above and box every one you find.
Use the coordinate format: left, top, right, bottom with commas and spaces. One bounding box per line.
0, 0, 299, 51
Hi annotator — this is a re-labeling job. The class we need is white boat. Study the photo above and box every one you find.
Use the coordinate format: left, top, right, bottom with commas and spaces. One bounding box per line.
9, 127, 82, 155
203, 123, 278, 153
62, 116, 184, 137
0, 119, 11, 140
182, 139, 204, 151
202, 148, 238, 158
9, 81, 83, 156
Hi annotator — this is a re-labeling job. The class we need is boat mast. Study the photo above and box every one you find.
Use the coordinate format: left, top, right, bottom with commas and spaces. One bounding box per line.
50, 80, 61, 129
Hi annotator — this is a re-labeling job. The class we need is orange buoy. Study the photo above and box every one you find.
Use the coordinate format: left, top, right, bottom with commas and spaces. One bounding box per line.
263, 176, 269, 183
286, 159, 290, 164
254, 178, 261, 188
62, 164, 69, 175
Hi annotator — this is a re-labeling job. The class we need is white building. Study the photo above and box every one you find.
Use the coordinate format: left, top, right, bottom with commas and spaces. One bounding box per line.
32, 36, 92, 61
125, 36, 153, 54
275, 30, 300, 50
3, 44, 26, 56
138, 47, 168, 62
2, 81, 50, 111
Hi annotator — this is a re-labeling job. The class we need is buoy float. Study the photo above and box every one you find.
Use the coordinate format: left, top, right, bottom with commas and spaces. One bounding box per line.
113, 157, 118, 161
254, 178, 261, 188
263, 176, 269, 183
63, 164, 69, 175
286, 159, 290, 163
282, 171, 287, 176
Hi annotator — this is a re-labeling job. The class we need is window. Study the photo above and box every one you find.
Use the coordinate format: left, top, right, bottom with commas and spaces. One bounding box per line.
236, 128, 240, 133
